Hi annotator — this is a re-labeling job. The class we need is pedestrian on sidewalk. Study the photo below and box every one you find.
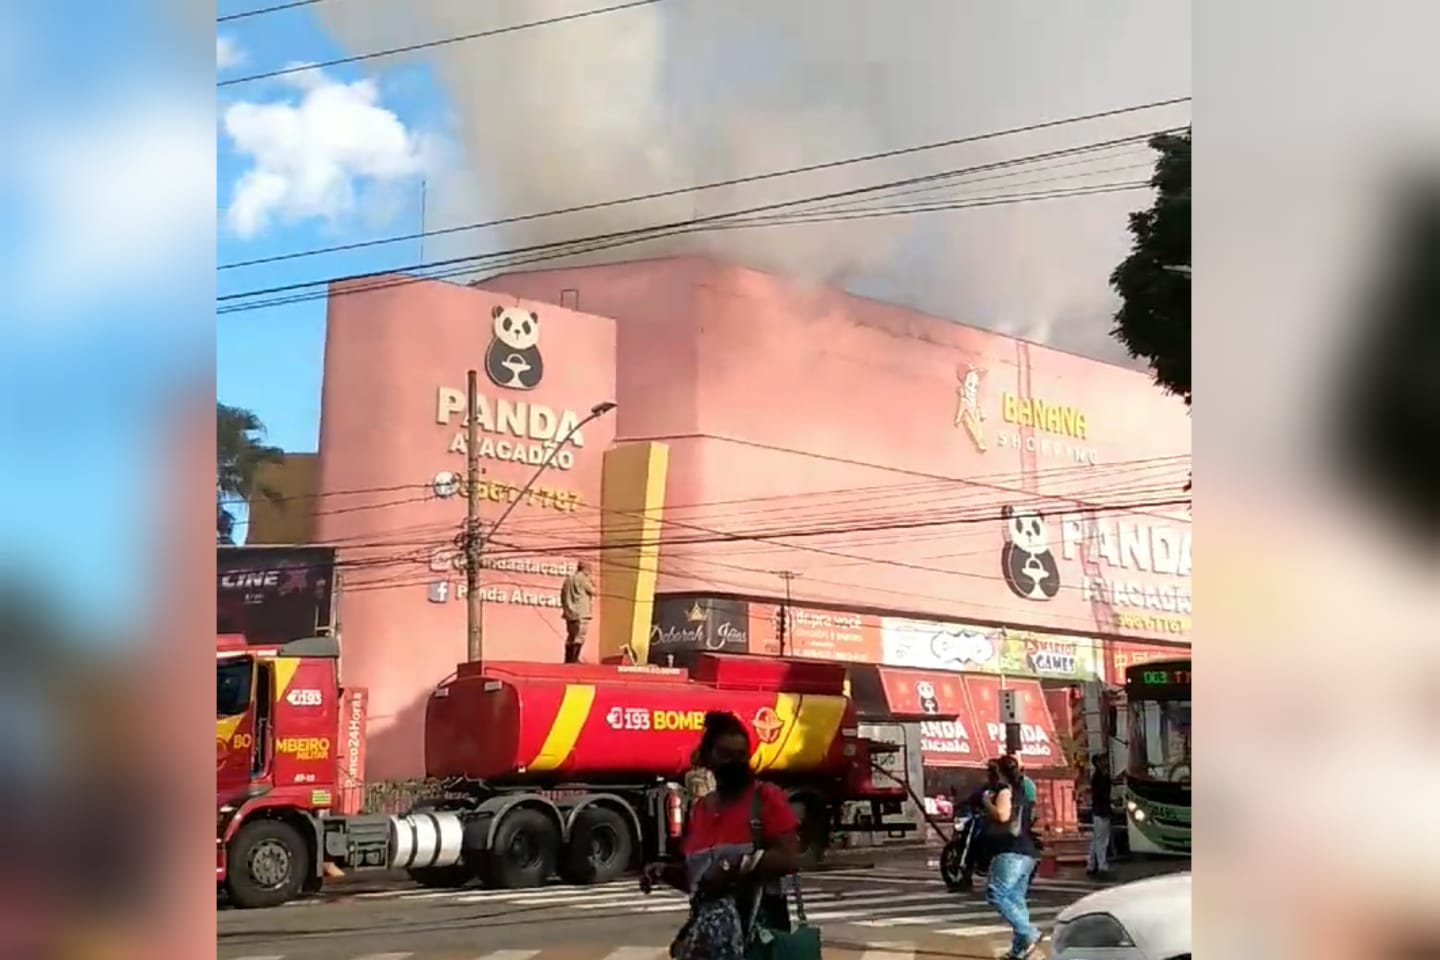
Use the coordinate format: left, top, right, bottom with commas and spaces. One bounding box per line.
559, 561, 595, 663
1087, 752, 1115, 880
981, 754, 1044, 959
640, 711, 802, 960
1010, 754, 1042, 896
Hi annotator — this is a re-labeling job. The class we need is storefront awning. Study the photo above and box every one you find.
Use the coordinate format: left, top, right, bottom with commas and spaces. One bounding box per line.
963, 675, 1066, 769
874, 667, 987, 768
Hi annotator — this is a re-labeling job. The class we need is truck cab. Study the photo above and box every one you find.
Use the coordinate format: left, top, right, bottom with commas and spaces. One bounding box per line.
217, 634, 344, 807
216, 634, 376, 907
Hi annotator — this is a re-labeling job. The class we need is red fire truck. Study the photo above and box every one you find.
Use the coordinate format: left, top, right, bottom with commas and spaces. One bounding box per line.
216, 634, 912, 908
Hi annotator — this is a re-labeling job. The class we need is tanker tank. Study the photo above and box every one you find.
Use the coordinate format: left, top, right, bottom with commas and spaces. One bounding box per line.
424, 654, 858, 784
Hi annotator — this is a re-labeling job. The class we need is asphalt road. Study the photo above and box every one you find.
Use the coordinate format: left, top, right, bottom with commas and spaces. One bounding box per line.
218, 851, 1188, 960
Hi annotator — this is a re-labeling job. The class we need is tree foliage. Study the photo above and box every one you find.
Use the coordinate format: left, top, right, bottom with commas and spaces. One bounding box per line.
1110, 130, 1191, 406
217, 403, 284, 544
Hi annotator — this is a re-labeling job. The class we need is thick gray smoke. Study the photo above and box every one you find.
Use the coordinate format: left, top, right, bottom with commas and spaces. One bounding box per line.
320, 0, 1190, 364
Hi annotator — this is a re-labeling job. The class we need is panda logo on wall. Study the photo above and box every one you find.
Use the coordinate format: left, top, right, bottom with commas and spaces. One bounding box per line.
1000, 504, 1061, 601
484, 304, 544, 390
916, 680, 941, 715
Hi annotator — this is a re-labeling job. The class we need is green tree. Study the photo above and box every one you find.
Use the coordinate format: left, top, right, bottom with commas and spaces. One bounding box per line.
217, 403, 283, 544
1110, 129, 1191, 406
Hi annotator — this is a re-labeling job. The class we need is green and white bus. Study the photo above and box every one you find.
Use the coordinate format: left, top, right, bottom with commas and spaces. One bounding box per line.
1122, 658, 1191, 855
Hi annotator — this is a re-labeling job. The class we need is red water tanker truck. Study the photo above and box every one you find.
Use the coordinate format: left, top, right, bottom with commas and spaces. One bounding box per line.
217, 634, 912, 908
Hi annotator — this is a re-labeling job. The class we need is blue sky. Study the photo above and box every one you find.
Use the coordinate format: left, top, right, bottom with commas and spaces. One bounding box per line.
0, 2, 455, 632
217, 5, 451, 456
0, 0, 218, 634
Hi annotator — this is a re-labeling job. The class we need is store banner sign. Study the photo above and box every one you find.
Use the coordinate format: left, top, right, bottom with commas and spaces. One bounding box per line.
649, 597, 749, 656
918, 718, 982, 765
879, 617, 1003, 672
1000, 630, 1100, 681
963, 675, 1064, 766
748, 604, 880, 662
217, 546, 335, 644
1104, 640, 1187, 684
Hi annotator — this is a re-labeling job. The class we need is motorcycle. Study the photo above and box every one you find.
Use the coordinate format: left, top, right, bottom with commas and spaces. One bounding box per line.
939, 800, 1045, 893
939, 806, 988, 890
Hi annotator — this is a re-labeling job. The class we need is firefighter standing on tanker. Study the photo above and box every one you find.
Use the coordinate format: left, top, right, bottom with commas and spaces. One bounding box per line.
559, 561, 596, 663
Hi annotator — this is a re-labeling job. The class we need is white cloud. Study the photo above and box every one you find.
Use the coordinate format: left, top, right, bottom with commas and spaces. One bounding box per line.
221, 69, 432, 238
2, 90, 215, 323
216, 35, 246, 70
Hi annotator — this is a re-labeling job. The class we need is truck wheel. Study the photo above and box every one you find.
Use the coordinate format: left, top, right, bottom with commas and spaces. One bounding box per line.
226, 819, 308, 909
488, 808, 559, 889
790, 800, 827, 868
561, 807, 633, 885
407, 863, 476, 888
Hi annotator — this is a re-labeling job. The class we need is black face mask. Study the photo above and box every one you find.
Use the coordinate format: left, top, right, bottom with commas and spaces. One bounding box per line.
712, 760, 752, 795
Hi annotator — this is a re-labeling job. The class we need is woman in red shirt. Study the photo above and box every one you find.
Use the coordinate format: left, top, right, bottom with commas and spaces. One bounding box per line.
642, 711, 802, 959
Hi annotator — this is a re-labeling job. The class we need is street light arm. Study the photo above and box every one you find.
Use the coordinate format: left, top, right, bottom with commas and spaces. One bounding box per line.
482, 401, 616, 545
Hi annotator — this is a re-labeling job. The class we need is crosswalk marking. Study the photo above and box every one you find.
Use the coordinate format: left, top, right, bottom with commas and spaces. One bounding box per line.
933, 921, 1048, 938
854, 905, 1059, 929
457, 882, 639, 904
800, 889, 973, 918
271, 869, 1091, 943
818, 869, 1102, 896
470, 890, 639, 906
223, 946, 1015, 960
337, 870, 1097, 905
221, 931, 1075, 960
599, 949, 666, 960
933, 922, 1021, 937
858, 948, 914, 960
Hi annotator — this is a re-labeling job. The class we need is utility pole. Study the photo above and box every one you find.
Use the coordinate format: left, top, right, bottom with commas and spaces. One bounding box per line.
465, 369, 483, 662
773, 570, 799, 656
463, 399, 617, 664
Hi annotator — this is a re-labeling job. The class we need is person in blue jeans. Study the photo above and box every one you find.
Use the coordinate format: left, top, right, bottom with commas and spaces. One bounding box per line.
981, 754, 1044, 959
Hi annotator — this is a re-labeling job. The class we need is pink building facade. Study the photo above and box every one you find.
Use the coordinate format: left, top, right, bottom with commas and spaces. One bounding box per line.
316, 258, 1191, 779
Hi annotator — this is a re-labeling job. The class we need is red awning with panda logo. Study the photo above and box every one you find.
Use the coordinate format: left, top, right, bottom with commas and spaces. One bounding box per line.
875, 667, 987, 768
962, 675, 1066, 768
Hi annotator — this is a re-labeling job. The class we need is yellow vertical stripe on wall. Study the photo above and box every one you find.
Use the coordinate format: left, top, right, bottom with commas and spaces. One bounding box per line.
528, 685, 596, 772
598, 442, 670, 664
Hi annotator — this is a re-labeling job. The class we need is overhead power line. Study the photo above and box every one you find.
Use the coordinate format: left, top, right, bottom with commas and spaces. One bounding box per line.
220, 452, 1188, 510
481, 494, 1195, 558
218, 179, 1151, 315
218, 0, 326, 23
220, 96, 1189, 270
217, 127, 1182, 314
224, 490, 1190, 592
218, 0, 666, 87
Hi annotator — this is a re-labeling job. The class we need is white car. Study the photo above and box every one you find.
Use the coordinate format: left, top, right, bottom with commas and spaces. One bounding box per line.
1049, 871, 1190, 960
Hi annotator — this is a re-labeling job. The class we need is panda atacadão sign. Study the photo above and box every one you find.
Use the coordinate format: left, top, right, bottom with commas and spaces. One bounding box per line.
1000, 504, 1192, 623
430, 304, 603, 472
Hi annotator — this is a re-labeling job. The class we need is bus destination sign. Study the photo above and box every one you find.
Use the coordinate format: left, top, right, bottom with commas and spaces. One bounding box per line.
1126, 660, 1191, 699
1140, 666, 1191, 687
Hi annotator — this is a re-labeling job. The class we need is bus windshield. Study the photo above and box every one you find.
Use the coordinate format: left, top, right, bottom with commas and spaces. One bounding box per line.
1129, 697, 1191, 783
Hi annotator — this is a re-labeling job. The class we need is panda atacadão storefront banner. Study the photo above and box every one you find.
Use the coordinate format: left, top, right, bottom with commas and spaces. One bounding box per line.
870, 666, 1065, 768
